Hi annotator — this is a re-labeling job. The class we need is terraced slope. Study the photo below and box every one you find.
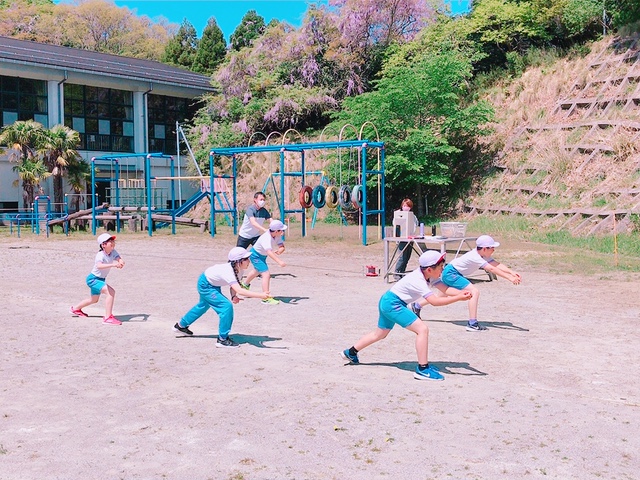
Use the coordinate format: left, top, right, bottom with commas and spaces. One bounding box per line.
468, 31, 640, 234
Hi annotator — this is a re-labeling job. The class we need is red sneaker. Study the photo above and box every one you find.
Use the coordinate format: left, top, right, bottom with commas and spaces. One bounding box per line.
70, 306, 89, 317
102, 315, 122, 326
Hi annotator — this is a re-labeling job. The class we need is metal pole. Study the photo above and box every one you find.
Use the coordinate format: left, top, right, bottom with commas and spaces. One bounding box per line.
279, 149, 286, 223
145, 154, 152, 236
301, 150, 306, 238
114, 159, 120, 233
176, 121, 182, 206
91, 158, 97, 235
209, 152, 216, 238
171, 157, 176, 235
361, 144, 368, 245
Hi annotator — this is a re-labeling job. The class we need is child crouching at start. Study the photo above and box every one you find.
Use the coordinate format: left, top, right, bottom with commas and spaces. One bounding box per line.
174, 247, 270, 348
341, 250, 471, 381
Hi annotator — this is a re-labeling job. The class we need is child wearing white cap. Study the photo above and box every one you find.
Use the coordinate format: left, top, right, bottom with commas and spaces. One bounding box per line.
70, 232, 125, 325
341, 250, 471, 381
174, 247, 270, 348
440, 234, 521, 331
243, 219, 287, 305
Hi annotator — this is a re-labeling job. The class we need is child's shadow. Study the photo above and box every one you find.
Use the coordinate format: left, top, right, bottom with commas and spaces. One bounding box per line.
428, 318, 529, 332
180, 333, 286, 349
84, 313, 150, 322
351, 360, 487, 376
118, 313, 151, 323
270, 273, 297, 279
274, 296, 309, 305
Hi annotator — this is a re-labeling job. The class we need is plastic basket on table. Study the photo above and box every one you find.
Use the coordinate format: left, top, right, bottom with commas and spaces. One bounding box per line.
439, 222, 467, 237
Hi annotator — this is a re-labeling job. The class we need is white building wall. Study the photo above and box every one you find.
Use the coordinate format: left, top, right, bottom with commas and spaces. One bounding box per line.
1, 62, 206, 212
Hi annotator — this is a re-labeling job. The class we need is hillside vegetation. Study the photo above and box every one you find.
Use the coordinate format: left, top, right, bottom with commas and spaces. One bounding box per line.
468, 26, 640, 235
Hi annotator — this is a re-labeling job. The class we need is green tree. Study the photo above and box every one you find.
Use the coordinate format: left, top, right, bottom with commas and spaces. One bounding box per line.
193, 17, 227, 75
0, 119, 44, 164
40, 125, 81, 212
11, 157, 51, 209
229, 10, 266, 51
163, 18, 198, 69
0, 119, 48, 209
332, 46, 494, 217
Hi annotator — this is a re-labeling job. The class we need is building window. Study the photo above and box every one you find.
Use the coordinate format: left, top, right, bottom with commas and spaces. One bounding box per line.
0, 76, 48, 127
147, 94, 199, 154
64, 84, 134, 152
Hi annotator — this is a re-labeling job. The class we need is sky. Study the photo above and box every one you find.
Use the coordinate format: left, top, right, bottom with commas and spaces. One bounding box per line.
110, 0, 472, 40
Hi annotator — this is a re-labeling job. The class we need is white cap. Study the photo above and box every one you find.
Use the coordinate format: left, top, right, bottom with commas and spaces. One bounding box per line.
419, 250, 446, 268
269, 220, 287, 231
228, 247, 252, 261
97, 233, 115, 245
476, 235, 500, 248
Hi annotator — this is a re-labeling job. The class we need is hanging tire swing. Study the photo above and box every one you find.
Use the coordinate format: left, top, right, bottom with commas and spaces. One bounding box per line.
311, 185, 326, 208
338, 185, 352, 209
325, 186, 339, 209
299, 186, 313, 208
351, 184, 363, 209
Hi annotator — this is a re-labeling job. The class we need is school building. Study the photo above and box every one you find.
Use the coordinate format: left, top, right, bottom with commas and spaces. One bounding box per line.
0, 36, 215, 212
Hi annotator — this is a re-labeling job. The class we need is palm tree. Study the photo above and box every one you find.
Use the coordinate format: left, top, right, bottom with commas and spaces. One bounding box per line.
40, 125, 81, 212
66, 158, 91, 213
0, 120, 46, 209
12, 158, 51, 209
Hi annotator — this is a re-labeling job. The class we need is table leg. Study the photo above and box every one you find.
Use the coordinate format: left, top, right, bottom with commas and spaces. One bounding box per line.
383, 240, 389, 282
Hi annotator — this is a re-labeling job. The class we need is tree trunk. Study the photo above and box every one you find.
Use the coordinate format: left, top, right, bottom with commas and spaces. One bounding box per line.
54, 174, 64, 213
23, 183, 34, 211
416, 184, 424, 217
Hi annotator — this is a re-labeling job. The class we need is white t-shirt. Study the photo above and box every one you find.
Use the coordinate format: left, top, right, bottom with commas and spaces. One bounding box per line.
389, 268, 434, 304
90, 249, 120, 278
204, 262, 239, 287
448, 249, 491, 276
252, 230, 284, 256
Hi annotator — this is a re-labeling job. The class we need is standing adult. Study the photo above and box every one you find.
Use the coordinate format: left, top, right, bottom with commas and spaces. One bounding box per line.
236, 191, 271, 249
394, 198, 422, 280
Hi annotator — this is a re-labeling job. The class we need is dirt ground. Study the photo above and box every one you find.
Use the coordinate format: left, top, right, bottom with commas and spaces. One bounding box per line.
1, 225, 639, 480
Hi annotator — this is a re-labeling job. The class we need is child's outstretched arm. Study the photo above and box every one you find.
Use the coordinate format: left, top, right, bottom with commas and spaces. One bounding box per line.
266, 249, 286, 267
230, 284, 270, 301
485, 261, 521, 284
426, 290, 472, 306
433, 282, 468, 297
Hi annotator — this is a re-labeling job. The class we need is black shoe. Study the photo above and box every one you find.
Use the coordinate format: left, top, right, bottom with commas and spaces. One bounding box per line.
173, 322, 193, 335
466, 322, 488, 332
216, 336, 240, 348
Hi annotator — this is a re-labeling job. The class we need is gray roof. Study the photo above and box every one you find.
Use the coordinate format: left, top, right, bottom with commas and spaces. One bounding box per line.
0, 36, 215, 92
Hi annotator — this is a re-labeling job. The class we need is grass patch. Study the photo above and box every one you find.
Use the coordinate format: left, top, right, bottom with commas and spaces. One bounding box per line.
466, 215, 536, 239
532, 230, 640, 257
464, 215, 640, 273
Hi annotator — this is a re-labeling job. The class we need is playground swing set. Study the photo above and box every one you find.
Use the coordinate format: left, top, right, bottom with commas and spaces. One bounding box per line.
209, 137, 385, 245
25, 123, 387, 246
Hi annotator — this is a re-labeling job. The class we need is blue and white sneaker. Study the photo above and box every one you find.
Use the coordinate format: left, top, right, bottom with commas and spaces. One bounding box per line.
340, 349, 359, 365
411, 302, 422, 317
414, 365, 444, 381
466, 322, 488, 332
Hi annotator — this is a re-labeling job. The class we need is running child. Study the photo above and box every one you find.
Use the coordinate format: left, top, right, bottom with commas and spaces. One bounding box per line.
70, 233, 125, 326
440, 234, 521, 332
243, 219, 287, 305
341, 250, 472, 381
173, 247, 270, 348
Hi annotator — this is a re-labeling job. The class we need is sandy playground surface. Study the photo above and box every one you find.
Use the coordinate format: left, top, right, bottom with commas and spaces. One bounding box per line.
1, 226, 639, 480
